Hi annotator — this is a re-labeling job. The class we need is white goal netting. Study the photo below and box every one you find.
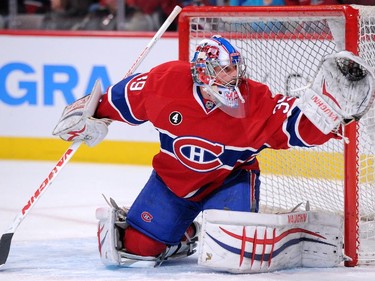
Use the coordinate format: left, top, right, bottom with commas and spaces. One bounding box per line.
180, 5, 375, 265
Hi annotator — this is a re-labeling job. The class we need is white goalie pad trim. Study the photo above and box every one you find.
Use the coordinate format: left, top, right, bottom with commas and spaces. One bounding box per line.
96, 204, 199, 268
96, 207, 122, 266
96, 207, 157, 268
198, 210, 344, 274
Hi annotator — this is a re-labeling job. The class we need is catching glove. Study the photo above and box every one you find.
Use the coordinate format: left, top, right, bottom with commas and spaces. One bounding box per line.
297, 51, 375, 134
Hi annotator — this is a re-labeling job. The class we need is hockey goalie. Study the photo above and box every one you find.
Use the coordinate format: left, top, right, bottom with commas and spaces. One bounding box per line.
53, 35, 375, 273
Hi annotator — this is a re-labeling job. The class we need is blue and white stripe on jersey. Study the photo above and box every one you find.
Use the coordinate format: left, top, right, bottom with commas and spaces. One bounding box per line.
285, 107, 314, 148
108, 74, 146, 126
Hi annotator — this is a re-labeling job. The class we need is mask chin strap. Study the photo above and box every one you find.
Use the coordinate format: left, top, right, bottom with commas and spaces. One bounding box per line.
235, 86, 245, 103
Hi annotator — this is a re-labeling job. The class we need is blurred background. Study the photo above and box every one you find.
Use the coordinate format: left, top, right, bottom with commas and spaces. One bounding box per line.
1, 0, 374, 32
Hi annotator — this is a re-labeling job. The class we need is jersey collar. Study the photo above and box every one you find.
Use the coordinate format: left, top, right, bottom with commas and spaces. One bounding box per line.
193, 84, 219, 115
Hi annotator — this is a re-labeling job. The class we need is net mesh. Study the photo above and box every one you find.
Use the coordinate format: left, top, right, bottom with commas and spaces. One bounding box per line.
357, 4, 375, 262
184, 5, 375, 264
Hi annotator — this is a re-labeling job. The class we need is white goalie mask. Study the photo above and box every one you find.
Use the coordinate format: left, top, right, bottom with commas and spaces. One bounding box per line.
191, 35, 248, 118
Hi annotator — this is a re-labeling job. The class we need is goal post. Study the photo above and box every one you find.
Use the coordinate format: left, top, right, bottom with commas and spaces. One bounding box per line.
178, 5, 375, 267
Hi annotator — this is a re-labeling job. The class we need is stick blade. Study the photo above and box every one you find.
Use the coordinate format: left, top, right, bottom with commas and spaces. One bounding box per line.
0, 232, 14, 268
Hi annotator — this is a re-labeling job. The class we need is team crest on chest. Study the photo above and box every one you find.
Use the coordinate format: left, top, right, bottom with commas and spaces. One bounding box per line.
169, 111, 183, 125
173, 137, 224, 172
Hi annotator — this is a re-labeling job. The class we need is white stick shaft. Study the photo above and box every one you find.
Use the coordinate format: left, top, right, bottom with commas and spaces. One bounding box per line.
0, 141, 82, 267
124, 5, 182, 77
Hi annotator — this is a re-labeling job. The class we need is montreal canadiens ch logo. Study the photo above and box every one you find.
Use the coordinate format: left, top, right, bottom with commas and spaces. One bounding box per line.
141, 211, 153, 222
173, 137, 224, 172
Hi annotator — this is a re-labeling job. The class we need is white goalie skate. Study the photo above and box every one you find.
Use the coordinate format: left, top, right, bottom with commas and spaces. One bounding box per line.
96, 197, 200, 267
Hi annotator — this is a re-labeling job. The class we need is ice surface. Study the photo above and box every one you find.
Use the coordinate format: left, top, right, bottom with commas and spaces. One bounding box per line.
1, 160, 375, 281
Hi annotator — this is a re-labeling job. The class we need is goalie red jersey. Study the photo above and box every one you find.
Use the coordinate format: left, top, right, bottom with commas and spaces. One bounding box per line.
95, 60, 336, 201
52, 34, 374, 269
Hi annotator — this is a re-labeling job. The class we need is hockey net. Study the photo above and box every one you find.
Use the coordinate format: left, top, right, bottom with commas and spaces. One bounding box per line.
178, 5, 375, 266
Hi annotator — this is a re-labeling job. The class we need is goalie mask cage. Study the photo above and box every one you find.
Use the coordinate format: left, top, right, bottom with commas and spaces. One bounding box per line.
178, 5, 375, 267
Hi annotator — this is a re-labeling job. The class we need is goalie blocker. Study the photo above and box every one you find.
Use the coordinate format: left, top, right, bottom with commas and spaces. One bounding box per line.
52, 79, 110, 147
198, 209, 344, 273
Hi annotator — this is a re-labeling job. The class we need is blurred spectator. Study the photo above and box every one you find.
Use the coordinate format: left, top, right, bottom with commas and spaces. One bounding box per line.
228, 0, 286, 33
230, 0, 285, 5
182, 0, 215, 5
284, 0, 339, 4
339, 0, 375, 4
41, 0, 93, 30
0, 0, 42, 29
73, 0, 157, 31
126, 0, 219, 31
229, 0, 375, 5
0, 0, 26, 16
24, 0, 51, 14
75, 0, 219, 31
50, 0, 92, 17
72, 0, 118, 30
229, 0, 375, 8
126, 0, 183, 31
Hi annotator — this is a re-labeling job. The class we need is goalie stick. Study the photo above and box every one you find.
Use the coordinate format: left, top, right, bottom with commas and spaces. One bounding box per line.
0, 5, 182, 269
0, 140, 81, 268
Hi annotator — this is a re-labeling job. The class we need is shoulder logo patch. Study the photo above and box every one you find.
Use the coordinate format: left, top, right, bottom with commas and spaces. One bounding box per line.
169, 111, 183, 125
141, 211, 153, 222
